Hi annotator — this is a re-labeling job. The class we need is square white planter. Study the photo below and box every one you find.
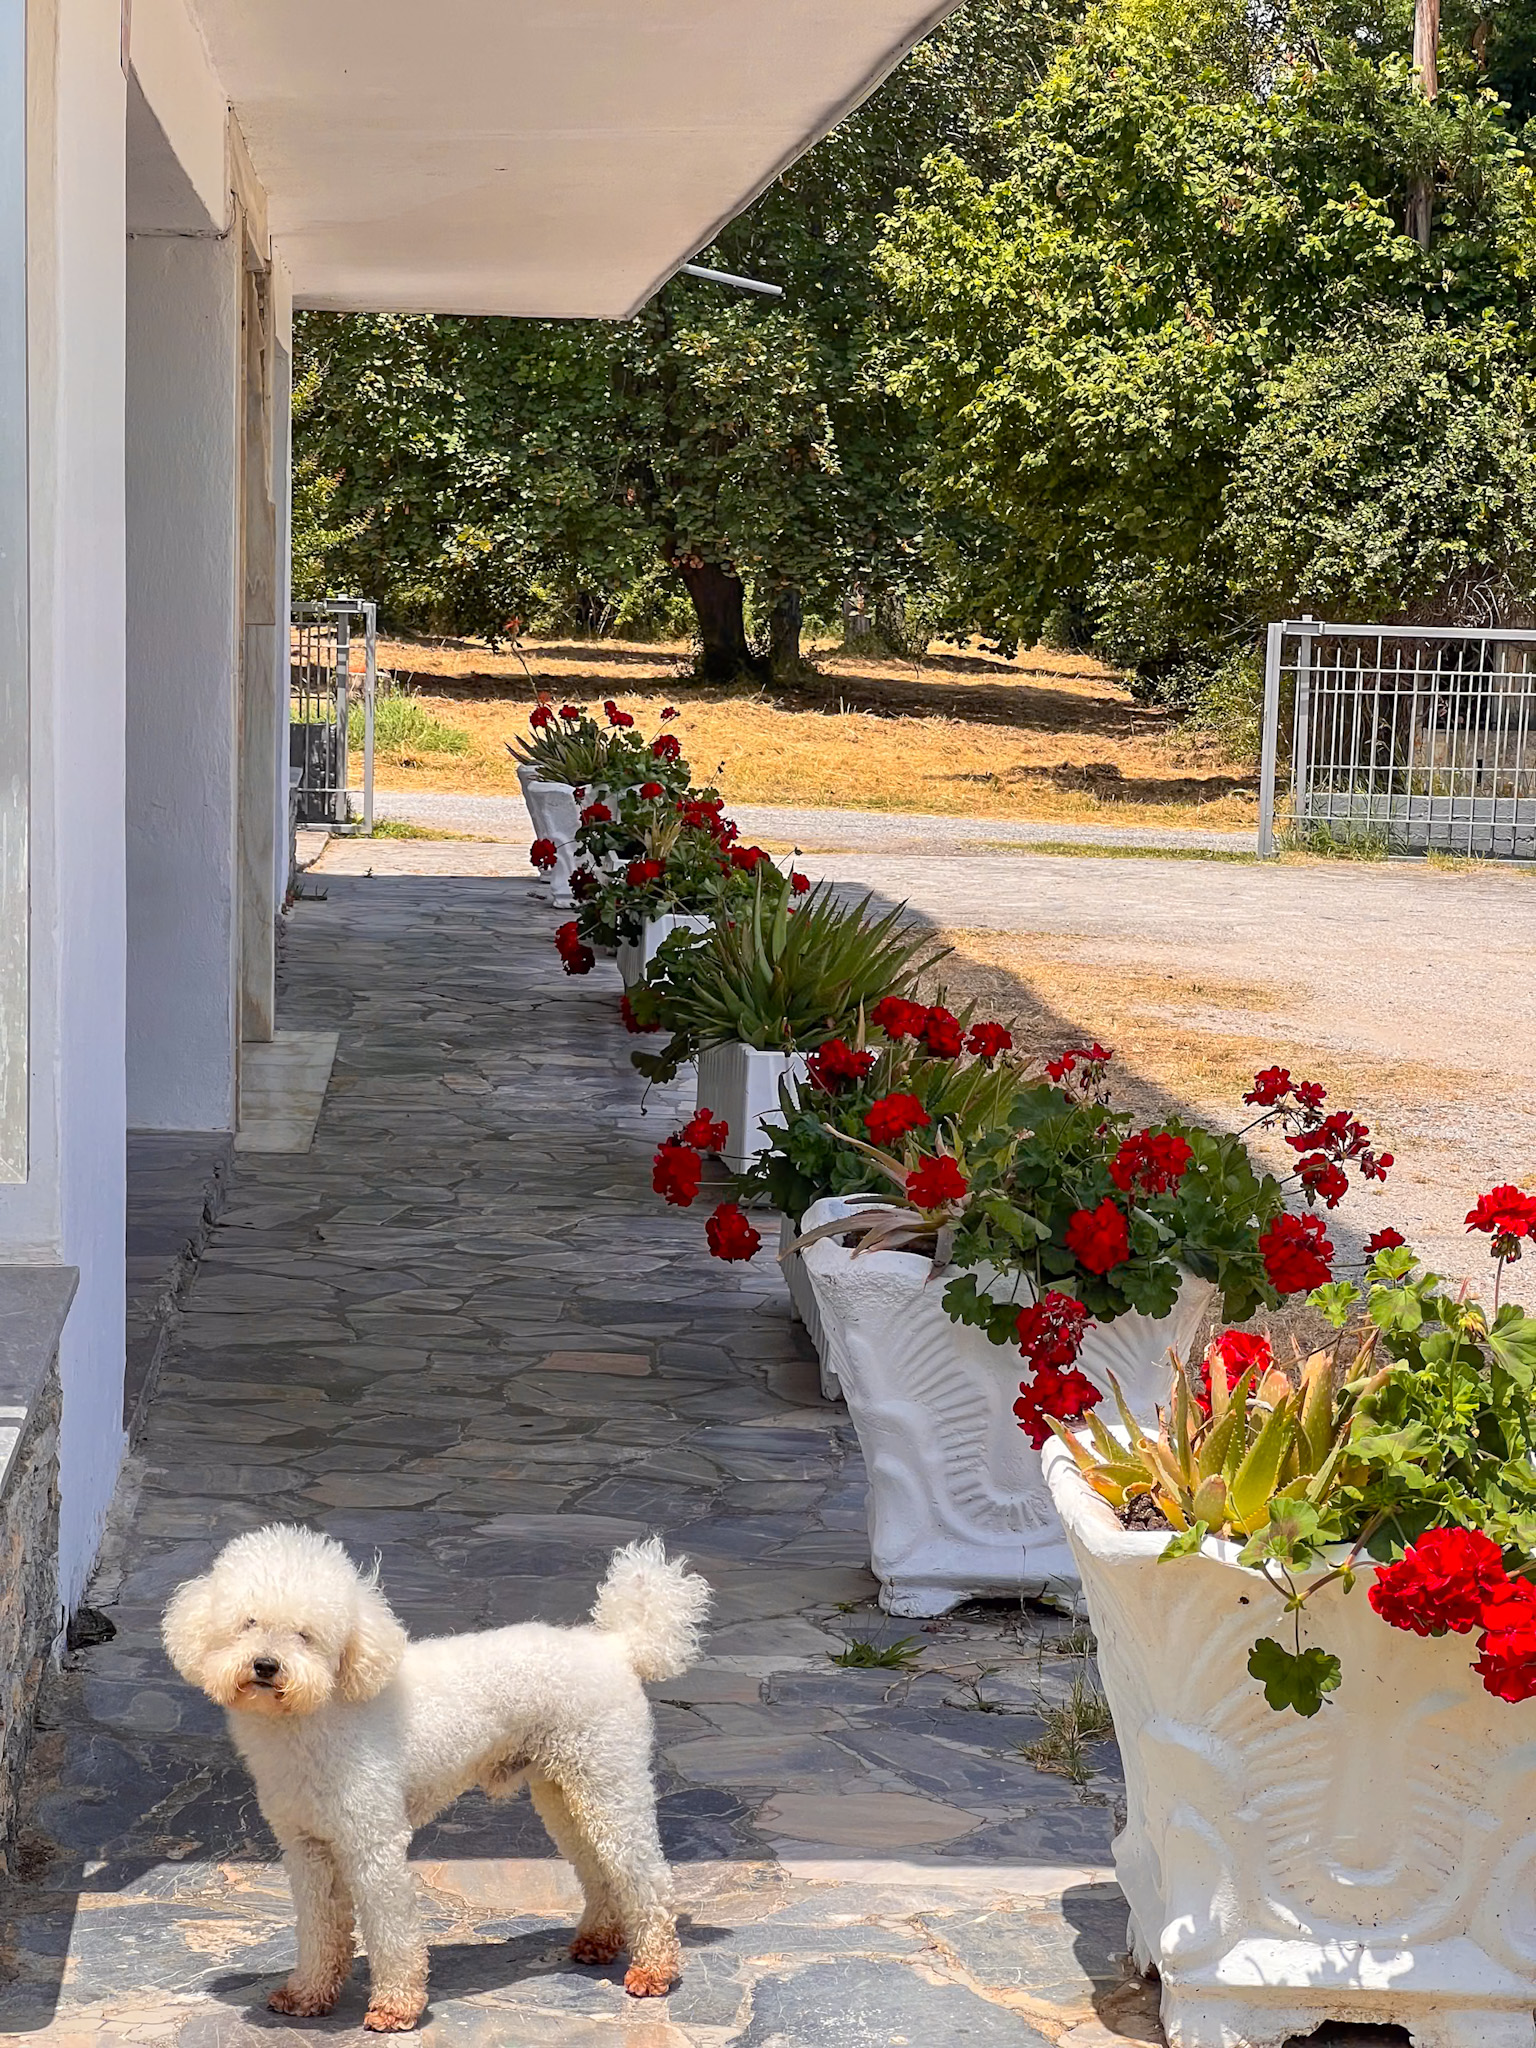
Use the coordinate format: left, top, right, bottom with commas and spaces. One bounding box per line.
523, 778, 581, 907
1042, 1438, 1536, 2048
799, 1194, 1214, 1617
616, 914, 711, 990
692, 1043, 807, 1176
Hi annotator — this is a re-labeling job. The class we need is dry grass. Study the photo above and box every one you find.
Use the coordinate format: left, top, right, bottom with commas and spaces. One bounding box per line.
353, 634, 1258, 832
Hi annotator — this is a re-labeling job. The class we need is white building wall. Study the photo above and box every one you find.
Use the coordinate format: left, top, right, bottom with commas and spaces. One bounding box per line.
125, 231, 242, 1132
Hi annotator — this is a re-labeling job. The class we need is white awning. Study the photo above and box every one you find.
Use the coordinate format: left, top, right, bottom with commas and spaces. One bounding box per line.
184, 0, 957, 317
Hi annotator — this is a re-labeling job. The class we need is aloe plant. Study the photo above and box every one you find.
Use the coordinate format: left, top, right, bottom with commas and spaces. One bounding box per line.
628, 875, 947, 1083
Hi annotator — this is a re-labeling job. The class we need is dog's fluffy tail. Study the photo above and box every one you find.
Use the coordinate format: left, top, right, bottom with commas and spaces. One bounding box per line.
591, 1538, 710, 1683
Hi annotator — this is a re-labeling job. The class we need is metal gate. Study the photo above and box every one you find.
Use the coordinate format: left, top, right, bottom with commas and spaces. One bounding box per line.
289, 598, 375, 830
1259, 618, 1536, 859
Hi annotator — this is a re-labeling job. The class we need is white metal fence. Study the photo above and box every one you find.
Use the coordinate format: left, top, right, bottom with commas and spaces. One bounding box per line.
290, 598, 375, 831
1259, 618, 1536, 859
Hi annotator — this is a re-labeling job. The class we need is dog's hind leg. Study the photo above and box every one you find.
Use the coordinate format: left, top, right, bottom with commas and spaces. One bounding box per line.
268, 1833, 355, 2017
343, 1826, 429, 2033
529, 1774, 624, 1965
555, 1772, 680, 1997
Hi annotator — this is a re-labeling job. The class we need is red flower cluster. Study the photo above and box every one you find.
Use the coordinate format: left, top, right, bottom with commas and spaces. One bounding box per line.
602, 699, 635, 729
619, 991, 658, 1034
529, 838, 558, 872
1015, 1291, 1093, 1371
1370, 1526, 1508, 1638
1474, 1580, 1536, 1702
639, 780, 665, 800
730, 844, 771, 872
660, 705, 678, 720
1284, 1110, 1392, 1206
1064, 1199, 1130, 1275
651, 733, 682, 761
1365, 1227, 1406, 1255
652, 1138, 703, 1207
1258, 1211, 1333, 1293
554, 921, 594, 976
790, 871, 811, 895
559, 705, 582, 722
678, 795, 732, 842
706, 1201, 761, 1262
920, 1007, 965, 1058
570, 865, 598, 902
1109, 1128, 1194, 1197
869, 996, 930, 1040
680, 1106, 730, 1153
906, 1154, 969, 1210
626, 858, 665, 888
1046, 1044, 1113, 1087
804, 1038, 877, 1092
579, 801, 612, 828
1245, 1066, 1327, 1112
1197, 1329, 1271, 1413
863, 1092, 930, 1146
529, 705, 553, 730
966, 1022, 1013, 1061
1014, 1365, 1103, 1449
1465, 1184, 1536, 1261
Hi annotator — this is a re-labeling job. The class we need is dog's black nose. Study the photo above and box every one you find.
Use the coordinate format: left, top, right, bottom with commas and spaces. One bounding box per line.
252, 1656, 280, 1682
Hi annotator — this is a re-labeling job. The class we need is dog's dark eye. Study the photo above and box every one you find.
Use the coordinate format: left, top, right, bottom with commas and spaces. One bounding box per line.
297, 1631, 311, 1646
244, 1617, 256, 1629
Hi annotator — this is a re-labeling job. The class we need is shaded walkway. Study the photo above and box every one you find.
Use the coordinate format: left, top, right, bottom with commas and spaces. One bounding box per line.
1, 877, 1141, 2044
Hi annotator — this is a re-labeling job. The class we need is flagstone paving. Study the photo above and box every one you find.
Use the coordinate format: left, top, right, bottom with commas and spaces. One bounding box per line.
0, 874, 1152, 2046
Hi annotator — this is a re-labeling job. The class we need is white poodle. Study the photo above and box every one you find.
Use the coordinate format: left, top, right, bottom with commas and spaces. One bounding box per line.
162, 1524, 710, 2031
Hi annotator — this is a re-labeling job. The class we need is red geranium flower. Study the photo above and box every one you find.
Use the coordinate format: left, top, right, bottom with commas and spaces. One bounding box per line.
966, 1022, 1013, 1061
529, 705, 553, 730
1296, 1154, 1350, 1208
1108, 1129, 1194, 1197
1466, 1185, 1536, 1242
559, 705, 582, 721
559, 942, 595, 975
730, 844, 771, 872
639, 781, 665, 799
1365, 1228, 1406, 1255
579, 802, 612, 827
790, 871, 811, 894
869, 996, 929, 1041
1475, 1577, 1536, 1701
651, 734, 682, 761
652, 1137, 703, 1206
570, 865, 598, 902
1258, 1211, 1334, 1294
805, 1038, 877, 1092
706, 1201, 761, 1262
1064, 1200, 1130, 1275
679, 1107, 730, 1153
863, 1092, 930, 1146
660, 705, 678, 720
1015, 1292, 1093, 1371
1047, 1043, 1113, 1086
619, 992, 658, 1034
1244, 1066, 1293, 1106
1014, 1365, 1103, 1449
1370, 1526, 1509, 1638
906, 1154, 969, 1210
626, 858, 665, 888
529, 838, 559, 872
1197, 1329, 1272, 1413
919, 1007, 965, 1058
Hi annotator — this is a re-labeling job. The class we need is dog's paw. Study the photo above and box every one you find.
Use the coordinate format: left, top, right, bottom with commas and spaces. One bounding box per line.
623, 1963, 676, 1998
363, 1998, 425, 2032
268, 1980, 341, 2017
570, 1927, 624, 1965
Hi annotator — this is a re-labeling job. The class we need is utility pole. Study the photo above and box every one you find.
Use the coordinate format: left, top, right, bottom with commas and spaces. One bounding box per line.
1408, 0, 1440, 249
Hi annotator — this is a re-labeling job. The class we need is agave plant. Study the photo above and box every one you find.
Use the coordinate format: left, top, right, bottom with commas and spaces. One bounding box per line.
506, 712, 613, 786
628, 875, 947, 1083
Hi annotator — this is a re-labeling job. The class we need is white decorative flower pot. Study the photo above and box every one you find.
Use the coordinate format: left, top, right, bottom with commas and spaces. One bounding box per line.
780, 1212, 842, 1401
798, 1195, 1215, 1617
524, 777, 581, 907
692, 1043, 808, 1176
1042, 1439, 1536, 2048
616, 914, 712, 990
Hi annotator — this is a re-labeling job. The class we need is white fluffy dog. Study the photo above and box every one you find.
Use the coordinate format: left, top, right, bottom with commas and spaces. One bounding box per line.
162, 1524, 710, 2031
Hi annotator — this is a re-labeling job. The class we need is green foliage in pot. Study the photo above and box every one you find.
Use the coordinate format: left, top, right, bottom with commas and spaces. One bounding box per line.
626, 876, 946, 1083
509, 702, 692, 795
571, 786, 795, 948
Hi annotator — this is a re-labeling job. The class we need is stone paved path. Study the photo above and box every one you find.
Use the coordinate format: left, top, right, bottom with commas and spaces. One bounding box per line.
0, 875, 1144, 2046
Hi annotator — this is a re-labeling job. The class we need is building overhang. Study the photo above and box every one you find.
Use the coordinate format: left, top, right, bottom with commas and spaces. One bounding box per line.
178, 0, 958, 318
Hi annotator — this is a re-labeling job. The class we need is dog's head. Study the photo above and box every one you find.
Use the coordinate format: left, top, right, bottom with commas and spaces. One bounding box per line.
162, 1524, 407, 1717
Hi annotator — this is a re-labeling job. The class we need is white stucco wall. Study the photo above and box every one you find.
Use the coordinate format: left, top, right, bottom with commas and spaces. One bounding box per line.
126, 231, 241, 1133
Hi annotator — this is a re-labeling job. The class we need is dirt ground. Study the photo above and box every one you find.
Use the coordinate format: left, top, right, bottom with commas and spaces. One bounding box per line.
358, 632, 1258, 832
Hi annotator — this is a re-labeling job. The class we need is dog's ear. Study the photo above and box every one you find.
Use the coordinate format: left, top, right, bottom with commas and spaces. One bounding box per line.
162, 1572, 217, 1684
337, 1579, 408, 1702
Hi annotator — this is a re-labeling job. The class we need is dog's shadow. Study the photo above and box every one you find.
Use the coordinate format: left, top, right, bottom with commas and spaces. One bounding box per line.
204, 1915, 734, 2029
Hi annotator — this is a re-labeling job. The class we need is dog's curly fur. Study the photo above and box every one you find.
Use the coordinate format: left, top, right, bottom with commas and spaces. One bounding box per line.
163, 1524, 710, 2031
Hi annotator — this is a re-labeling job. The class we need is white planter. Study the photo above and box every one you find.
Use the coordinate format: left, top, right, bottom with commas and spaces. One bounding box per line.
1041, 1440, 1536, 2048
780, 1212, 842, 1401
616, 913, 711, 990
692, 1043, 807, 1176
524, 778, 581, 907
798, 1194, 1215, 1617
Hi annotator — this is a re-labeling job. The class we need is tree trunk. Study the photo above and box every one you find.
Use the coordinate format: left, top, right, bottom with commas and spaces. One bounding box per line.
673, 556, 763, 681
1407, 0, 1440, 249
767, 587, 803, 679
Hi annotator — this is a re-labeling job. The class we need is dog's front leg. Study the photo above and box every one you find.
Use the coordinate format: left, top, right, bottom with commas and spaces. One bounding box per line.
346, 1828, 429, 2032
269, 1832, 354, 2016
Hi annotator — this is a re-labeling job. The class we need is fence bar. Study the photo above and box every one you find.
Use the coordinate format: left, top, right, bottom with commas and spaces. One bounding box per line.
363, 606, 376, 835
1258, 621, 1283, 857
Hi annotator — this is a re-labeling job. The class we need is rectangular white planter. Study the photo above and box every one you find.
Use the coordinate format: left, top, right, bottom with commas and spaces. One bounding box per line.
522, 777, 581, 907
616, 913, 711, 990
692, 1043, 807, 1176
1041, 1438, 1536, 2048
